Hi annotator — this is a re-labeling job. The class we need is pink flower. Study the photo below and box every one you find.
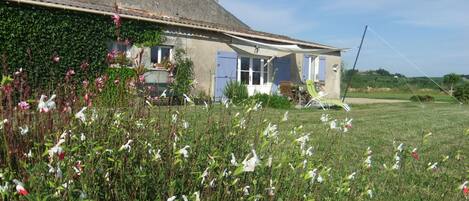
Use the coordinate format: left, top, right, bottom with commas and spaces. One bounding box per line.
112, 13, 122, 27
82, 80, 89, 88
139, 75, 145, 83
66, 69, 76, 77
80, 61, 90, 70
52, 55, 60, 63
411, 148, 419, 161
18, 101, 30, 111
107, 52, 115, 62
95, 76, 106, 92
114, 79, 120, 85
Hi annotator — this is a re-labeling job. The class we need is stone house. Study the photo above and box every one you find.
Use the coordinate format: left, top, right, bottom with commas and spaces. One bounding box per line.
8, 0, 344, 99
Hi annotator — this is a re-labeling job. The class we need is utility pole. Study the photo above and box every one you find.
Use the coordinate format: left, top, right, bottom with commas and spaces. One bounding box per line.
342, 25, 368, 103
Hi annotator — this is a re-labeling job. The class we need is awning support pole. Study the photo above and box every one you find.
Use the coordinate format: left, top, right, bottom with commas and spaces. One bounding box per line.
342, 25, 368, 103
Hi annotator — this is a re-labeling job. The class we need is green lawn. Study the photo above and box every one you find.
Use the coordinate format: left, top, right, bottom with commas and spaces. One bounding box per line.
346, 91, 457, 102
258, 102, 469, 200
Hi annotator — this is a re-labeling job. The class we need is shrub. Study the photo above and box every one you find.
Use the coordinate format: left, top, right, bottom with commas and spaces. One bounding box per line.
223, 80, 248, 104
409, 95, 435, 102
248, 93, 292, 109
454, 82, 469, 103
170, 49, 194, 101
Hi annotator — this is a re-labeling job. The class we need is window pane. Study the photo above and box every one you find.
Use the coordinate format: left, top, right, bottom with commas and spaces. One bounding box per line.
263, 72, 268, 84
241, 57, 250, 71
241, 72, 249, 84
151, 47, 159, 63
252, 58, 261, 72
252, 72, 261, 85
161, 47, 171, 62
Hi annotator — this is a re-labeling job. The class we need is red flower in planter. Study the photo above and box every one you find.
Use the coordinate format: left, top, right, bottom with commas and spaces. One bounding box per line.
464, 186, 469, 197
411, 148, 419, 160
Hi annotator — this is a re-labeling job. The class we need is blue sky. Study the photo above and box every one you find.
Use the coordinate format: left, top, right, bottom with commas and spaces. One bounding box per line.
219, 0, 469, 77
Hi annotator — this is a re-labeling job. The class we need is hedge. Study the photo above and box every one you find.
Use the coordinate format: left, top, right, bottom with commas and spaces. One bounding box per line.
0, 1, 163, 90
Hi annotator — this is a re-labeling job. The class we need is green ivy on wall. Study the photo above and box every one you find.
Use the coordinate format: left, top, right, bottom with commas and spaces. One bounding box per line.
0, 1, 164, 90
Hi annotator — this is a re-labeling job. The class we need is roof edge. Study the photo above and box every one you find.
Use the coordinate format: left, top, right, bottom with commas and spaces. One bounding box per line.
7, 0, 341, 50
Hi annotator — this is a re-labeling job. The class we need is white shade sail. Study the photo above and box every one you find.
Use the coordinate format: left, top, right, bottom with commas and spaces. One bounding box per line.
226, 33, 341, 57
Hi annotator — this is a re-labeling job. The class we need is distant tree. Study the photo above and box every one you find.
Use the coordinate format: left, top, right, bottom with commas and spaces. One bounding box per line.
375, 68, 391, 76
443, 73, 462, 95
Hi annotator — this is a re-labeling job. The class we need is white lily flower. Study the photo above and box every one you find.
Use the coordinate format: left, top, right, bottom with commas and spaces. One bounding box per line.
242, 149, 260, 172
317, 174, 324, 183
75, 107, 87, 123
320, 114, 329, 123
19, 126, 29, 136
194, 191, 200, 201
266, 179, 275, 196
160, 89, 167, 98
182, 195, 188, 201
204, 101, 208, 109
178, 145, 190, 158
296, 135, 309, 150
347, 172, 356, 180
38, 94, 56, 113
183, 94, 193, 104
26, 150, 32, 158
167, 196, 176, 201
263, 123, 278, 139
119, 140, 133, 152
182, 120, 189, 129
172, 114, 178, 123
308, 169, 317, 183
397, 143, 404, 152
230, 153, 238, 166
330, 119, 338, 129
209, 178, 216, 187
427, 162, 438, 171
364, 156, 372, 168
366, 147, 373, 155
367, 189, 373, 198
303, 146, 314, 157
201, 168, 209, 184
243, 186, 250, 196
0, 119, 8, 129
282, 111, 288, 122
80, 133, 86, 141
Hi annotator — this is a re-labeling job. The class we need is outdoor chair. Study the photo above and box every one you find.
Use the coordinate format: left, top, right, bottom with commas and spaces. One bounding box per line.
305, 80, 351, 112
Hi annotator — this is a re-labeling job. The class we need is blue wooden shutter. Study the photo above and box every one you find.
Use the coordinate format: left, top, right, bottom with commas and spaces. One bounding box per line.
318, 57, 326, 81
215, 51, 238, 101
302, 55, 310, 82
272, 56, 291, 93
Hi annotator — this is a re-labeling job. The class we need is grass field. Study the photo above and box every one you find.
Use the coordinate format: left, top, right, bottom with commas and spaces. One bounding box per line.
346, 91, 457, 102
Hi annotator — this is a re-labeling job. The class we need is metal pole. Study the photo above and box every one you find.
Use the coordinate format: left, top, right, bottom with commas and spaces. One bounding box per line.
342, 25, 368, 103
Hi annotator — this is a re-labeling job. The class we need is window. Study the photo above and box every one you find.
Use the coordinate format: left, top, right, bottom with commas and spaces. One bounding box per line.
240, 57, 250, 84
151, 46, 173, 65
237, 57, 271, 86
108, 41, 130, 57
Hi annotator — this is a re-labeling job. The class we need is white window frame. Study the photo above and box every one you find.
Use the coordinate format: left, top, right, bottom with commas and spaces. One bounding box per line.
237, 56, 271, 86
308, 56, 320, 81
151, 46, 173, 64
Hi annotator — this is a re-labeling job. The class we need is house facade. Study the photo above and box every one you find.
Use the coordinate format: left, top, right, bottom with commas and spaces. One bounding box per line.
7, 0, 343, 99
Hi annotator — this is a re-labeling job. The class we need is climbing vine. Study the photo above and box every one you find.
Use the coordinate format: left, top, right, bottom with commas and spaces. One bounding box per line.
0, 1, 164, 90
